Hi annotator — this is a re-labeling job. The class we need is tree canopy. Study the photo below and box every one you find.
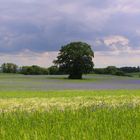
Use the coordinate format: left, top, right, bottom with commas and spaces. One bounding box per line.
1, 63, 17, 73
20, 65, 48, 75
54, 42, 94, 79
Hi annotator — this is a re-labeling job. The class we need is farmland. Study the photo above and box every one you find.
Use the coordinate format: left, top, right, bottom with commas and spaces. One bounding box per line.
0, 74, 140, 140
0, 73, 140, 91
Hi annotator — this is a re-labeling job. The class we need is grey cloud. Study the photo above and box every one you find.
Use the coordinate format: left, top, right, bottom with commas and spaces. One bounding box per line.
0, 0, 140, 53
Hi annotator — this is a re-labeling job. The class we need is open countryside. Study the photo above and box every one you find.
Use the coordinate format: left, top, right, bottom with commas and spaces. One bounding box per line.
0, 44, 140, 140
0, 74, 140, 91
0, 73, 140, 140
1, 0, 140, 140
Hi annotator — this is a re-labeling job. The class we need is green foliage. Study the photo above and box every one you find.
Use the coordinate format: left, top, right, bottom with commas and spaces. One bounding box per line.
106, 66, 118, 74
94, 66, 125, 76
20, 65, 48, 75
115, 70, 125, 76
48, 66, 61, 75
54, 42, 94, 79
120, 66, 140, 73
1, 63, 18, 73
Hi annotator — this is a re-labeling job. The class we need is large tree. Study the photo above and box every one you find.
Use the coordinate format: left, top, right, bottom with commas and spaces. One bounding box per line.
54, 42, 94, 79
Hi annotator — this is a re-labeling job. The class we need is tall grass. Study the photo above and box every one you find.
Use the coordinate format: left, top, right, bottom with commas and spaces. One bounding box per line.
0, 90, 140, 140
0, 105, 140, 140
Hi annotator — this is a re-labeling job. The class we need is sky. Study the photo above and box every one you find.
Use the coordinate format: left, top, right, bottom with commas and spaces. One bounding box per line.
0, 0, 140, 67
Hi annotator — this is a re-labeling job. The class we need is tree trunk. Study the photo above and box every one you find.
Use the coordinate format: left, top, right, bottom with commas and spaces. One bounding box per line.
68, 73, 82, 79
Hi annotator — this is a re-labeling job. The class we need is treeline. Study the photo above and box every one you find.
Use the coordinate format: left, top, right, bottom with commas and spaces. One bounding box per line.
0, 63, 62, 75
0, 63, 140, 76
93, 66, 140, 76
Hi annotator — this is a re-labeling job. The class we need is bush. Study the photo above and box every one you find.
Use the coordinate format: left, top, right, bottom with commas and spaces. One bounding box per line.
115, 71, 125, 76
1, 63, 18, 73
20, 65, 49, 75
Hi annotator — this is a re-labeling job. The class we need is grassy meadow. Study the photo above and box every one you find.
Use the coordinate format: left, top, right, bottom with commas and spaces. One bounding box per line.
0, 74, 140, 140
127, 72, 140, 78
0, 90, 140, 140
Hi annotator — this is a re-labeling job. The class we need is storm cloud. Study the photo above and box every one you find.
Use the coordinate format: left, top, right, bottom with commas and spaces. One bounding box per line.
0, 0, 140, 67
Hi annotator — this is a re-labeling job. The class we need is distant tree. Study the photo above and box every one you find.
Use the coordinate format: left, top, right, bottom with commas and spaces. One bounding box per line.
54, 42, 94, 79
93, 68, 106, 74
119, 66, 140, 73
1, 63, 17, 73
93, 66, 125, 76
47, 66, 60, 75
106, 66, 118, 75
137, 66, 140, 72
115, 71, 125, 76
20, 65, 48, 75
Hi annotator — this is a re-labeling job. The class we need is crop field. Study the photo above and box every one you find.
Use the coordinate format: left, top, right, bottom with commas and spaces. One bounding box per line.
0, 74, 140, 140
0, 73, 140, 91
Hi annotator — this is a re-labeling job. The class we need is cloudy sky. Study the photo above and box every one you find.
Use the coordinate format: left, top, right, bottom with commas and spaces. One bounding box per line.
0, 0, 140, 67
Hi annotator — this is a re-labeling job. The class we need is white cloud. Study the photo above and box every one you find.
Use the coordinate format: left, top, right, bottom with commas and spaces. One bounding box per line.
94, 35, 140, 67
0, 50, 58, 67
116, 0, 140, 14
95, 51, 140, 67
103, 35, 131, 52
0, 0, 140, 67
0, 49, 140, 68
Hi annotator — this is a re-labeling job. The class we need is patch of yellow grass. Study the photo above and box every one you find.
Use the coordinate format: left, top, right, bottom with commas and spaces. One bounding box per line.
0, 96, 140, 112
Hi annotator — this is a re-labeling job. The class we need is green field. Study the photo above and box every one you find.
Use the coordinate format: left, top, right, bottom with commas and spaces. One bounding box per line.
0, 74, 140, 139
0, 90, 140, 140
127, 72, 140, 78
